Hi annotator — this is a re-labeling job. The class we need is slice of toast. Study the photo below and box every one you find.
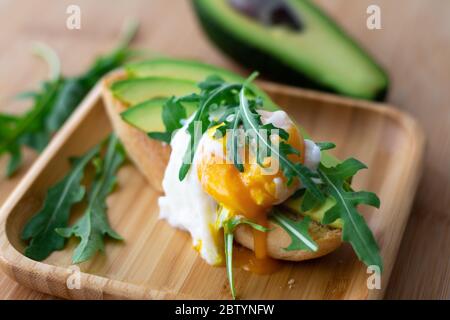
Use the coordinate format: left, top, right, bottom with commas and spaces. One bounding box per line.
101, 72, 342, 262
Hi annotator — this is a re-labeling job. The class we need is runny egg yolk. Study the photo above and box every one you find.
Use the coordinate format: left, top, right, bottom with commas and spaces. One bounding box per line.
196, 112, 305, 267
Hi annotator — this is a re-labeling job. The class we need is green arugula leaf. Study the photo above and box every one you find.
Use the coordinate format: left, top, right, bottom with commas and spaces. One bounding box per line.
21, 145, 100, 261
6, 145, 22, 178
224, 231, 235, 299
179, 81, 242, 180
0, 20, 138, 177
316, 142, 336, 151
270, 209, 318, 252
238, 86, 325, 202
218, 207, 269, 300
318, 159, 382, 271
198, 74, 226, 91
300, 189, 321, 212
148, 97, 187, 143
0, 78, 61, 176
147, 131, 172, 144
56, 134, 125, 263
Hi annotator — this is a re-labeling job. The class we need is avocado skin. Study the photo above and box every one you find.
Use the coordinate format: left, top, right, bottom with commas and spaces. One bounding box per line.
192, 0, 388, 101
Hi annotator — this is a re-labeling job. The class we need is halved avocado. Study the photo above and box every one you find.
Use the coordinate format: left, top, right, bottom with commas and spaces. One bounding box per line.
192, 0, 389, 100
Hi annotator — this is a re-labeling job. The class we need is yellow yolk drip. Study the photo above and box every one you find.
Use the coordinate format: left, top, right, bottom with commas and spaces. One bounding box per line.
197, 120, 305, 274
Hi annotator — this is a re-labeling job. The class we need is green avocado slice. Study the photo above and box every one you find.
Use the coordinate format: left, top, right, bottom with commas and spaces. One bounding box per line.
111, 77, 199, 105
125, 57, 278, 110
121, 98, 198, 132
192, 0, 389, 100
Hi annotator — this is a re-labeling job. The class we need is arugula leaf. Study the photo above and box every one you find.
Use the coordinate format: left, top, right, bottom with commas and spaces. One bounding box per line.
56, 134, 125, 263
300, 190, 321, 212
270, 209, 318, 252
21, 145, 100, 261
318, 159, 382, 271
316, 142, 336, 151
45, 21, 138, 132
147, 131, 172, 144
0, 20, 138, 177
218, 207, 269, 299
6, 145, 22, 178
148, 97, 187, 143
224, 231, 235, 299
0, 78, 61, 176
179, 81, 242, 180
238, 87, 325, 202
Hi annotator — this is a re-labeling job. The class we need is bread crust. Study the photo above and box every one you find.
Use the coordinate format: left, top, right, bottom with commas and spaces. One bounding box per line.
102, 71, 169, 193
234, 220, 342, 261
101, 72, 342, 261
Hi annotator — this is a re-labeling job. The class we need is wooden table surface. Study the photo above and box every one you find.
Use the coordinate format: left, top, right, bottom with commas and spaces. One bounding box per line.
0, 0, 449, 300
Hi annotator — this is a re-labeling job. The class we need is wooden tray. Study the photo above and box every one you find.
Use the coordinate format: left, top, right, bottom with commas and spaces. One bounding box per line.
0, 81, 425, 300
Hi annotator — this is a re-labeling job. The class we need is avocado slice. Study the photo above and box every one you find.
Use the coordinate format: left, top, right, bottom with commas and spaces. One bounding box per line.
192, 0, 388, 100
111, 77, 199, 105
282, 196, 343, 229
125, 57, 277, 110
121, 98, 198, 132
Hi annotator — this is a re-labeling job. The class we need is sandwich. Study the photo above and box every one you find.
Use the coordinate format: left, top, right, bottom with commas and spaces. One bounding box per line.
101, 57, 382, 298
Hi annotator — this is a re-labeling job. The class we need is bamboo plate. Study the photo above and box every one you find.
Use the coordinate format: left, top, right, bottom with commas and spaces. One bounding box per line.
0, 81, 425, 300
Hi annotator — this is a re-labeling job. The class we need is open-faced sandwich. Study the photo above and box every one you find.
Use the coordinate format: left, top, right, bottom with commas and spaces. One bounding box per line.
101, 58, 382, 299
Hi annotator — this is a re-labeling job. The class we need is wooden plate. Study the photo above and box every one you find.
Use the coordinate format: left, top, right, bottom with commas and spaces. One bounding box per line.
0, 81, 425, 299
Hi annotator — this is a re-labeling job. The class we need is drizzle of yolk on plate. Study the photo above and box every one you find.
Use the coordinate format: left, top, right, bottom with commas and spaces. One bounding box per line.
197, 122, 305, 274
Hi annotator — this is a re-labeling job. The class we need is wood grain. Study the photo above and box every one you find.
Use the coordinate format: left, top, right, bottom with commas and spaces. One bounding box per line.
0, 0, 448, 299
0, 80, 424, 299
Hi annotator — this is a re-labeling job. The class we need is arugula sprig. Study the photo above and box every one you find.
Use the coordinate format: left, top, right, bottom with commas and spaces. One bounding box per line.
179, 79, 243, 180
270, 209, 318, 252
21, 134, 125, 262
238, 86, 324, 202
57, 135, 125, 263
317, 158, 382, 271
147, 95, 198, 143
0, 20, 138, 177
218, 207, 269, 300
21, 145, 99, 261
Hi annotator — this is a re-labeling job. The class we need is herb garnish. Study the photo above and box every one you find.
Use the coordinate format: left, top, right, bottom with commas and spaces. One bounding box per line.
270, 210, 318, 252
57, 135, 125, 263
0, 20, 138, 177
218, 207, 269, 300
317, 157, 382, 270
21, 145, 99, 261
21, 134, 125, 263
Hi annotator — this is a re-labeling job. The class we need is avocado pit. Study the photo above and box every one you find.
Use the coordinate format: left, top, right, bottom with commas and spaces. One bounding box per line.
228, 0, 303, 31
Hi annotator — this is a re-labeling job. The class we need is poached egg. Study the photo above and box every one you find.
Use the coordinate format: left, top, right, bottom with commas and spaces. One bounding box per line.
158, 110, 321, 264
